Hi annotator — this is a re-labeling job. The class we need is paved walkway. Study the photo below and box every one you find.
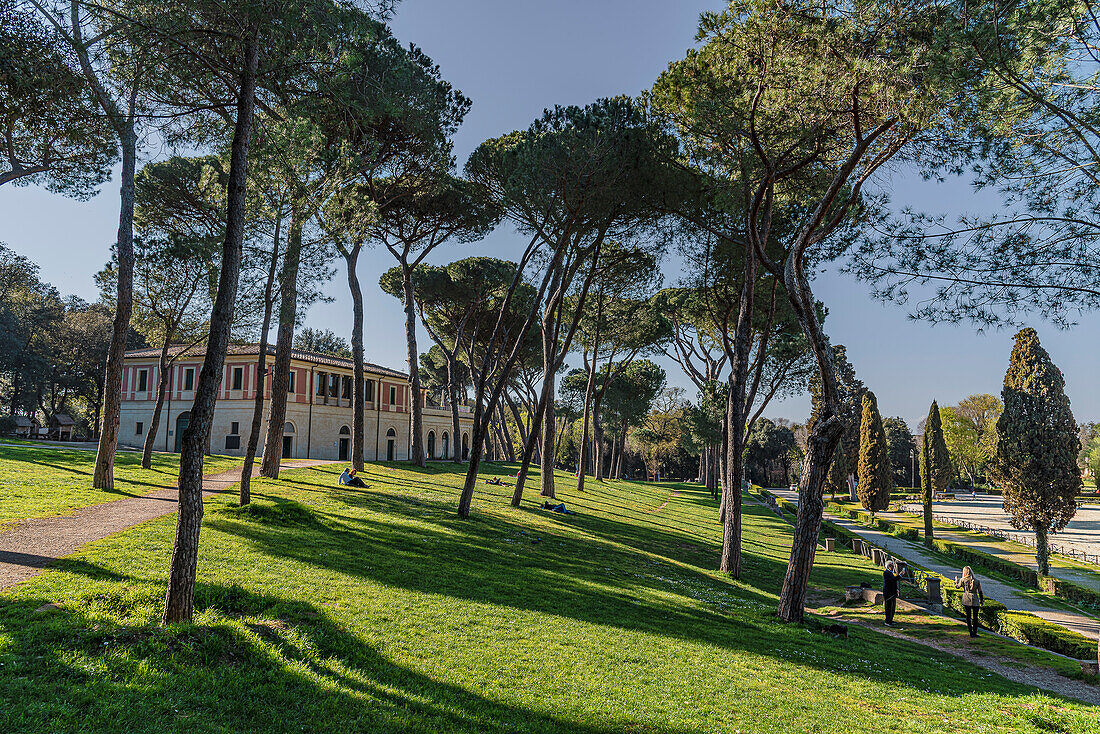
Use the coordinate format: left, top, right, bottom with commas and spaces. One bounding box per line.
771, 489, 1100, 643
0, 460, 331, 590
914, 494, 1100, 560
884, 506, 1100, 593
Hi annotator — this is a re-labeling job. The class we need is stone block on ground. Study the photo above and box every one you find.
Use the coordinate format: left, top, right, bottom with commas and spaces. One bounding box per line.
862, 588, 884, 604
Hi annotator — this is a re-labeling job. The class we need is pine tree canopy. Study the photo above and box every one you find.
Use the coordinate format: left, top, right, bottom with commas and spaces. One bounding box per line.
991, 328, 1081, 533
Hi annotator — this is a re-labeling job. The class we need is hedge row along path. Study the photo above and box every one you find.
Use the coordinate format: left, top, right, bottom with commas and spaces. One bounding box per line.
771, 488, 1100, 642
0, 459, 333, 590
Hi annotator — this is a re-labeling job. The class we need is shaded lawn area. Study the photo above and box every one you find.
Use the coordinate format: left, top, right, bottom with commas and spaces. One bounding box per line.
1, 462, 1096, 733
830, 601, 1094, 683
0, 445, 240, 524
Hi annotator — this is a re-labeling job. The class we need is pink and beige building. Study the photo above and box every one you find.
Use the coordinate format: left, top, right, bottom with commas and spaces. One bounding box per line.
118, 345, 472, 462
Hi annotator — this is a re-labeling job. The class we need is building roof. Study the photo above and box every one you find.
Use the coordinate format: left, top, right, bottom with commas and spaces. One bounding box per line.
50, 414, 75, 426
123, 344, 408, 380
13, 416, 36, 428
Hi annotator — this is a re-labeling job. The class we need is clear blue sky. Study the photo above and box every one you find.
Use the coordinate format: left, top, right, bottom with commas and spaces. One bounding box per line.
1, 0, 1097, 429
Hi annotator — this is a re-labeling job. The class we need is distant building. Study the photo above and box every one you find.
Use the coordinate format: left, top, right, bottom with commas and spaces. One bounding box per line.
13, 415, 40, 438
119, 345, 473, 462
48, 414, 75, 441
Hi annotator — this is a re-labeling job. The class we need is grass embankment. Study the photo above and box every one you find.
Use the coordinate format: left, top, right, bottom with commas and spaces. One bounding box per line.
0, 445, 240, 524
2, 460, 1098, 733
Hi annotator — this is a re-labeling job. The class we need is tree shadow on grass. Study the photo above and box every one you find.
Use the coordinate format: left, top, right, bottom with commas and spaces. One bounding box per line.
0, 584, 710, 734
11, 457, 170, 496
194, 490, 1081, 700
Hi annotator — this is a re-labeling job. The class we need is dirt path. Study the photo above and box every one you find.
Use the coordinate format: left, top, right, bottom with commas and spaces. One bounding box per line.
834, 612, 1100, 705
0, 460, 332, 590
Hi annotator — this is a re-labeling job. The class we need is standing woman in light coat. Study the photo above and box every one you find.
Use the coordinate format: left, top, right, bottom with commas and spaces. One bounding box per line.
954, 566, 984, 637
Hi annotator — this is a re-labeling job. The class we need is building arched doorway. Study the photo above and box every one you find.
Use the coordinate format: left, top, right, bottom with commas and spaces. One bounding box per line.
441, 432, 449, 459
386, 427, 397, 462
427, 430, 436, 459
462, 432, 469, 461
338, 425, 350, 461
174, 411, 190, 453
282, 421, 295, 458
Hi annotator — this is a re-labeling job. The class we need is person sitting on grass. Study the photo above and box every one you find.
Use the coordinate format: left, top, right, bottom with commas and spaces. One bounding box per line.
339, 467, 368, 488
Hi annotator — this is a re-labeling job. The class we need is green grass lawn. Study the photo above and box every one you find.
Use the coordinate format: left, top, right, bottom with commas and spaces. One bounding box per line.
1, 459, 1097, 733
0, 445, 240, 524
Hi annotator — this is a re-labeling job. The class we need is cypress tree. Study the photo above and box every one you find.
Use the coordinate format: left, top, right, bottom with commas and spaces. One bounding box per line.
825, 442, 847, 502
856, 392, 892, 514
919, 400, 950, 541
989, 328, 1081, 575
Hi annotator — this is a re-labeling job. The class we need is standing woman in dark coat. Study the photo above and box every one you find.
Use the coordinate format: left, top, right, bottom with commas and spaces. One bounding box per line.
955, 566, 984, 637
882, 561, 902, 626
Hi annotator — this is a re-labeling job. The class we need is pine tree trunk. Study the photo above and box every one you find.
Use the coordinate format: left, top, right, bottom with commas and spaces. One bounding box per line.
458, 410, 487, 517
719, 414, 729, 504
592, 391, 606, 482
496, 403, 515, 462
719, 246, 756, 577
93, 126, 136, 490
345, 245, 365, 471
539, 320, 557, 498
577, 352, 597, 492
260, 213, 304, 478
401, 263, 425, 467
1035, 524, 1050, 575
163, 36, 258, 625
512, 388, 547, 507
505, 392, 528, 453
448, 353, 462, 463
459, 238, 568, 518
142, 340, 171, 469
240, 220, 281, 505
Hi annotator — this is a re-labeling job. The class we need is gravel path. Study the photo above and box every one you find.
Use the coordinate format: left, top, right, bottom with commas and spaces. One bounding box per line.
0, 460, 330, 590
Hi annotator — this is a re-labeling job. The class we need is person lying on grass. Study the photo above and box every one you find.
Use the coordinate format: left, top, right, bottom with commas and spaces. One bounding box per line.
541, 501, 577, 515
339, 467, 368, 488
482, 476, 511, 486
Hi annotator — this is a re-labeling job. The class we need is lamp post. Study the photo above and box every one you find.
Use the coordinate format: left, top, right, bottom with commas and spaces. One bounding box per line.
910, 447, 915, 489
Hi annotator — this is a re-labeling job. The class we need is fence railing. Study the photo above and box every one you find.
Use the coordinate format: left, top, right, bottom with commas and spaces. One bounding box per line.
898, 505, 1100, 567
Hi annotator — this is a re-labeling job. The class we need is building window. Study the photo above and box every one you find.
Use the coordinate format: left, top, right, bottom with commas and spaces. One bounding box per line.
183, 368, 195, 391
137, 369, 148, 392
364, 379, 375, 402
328, 373, 339, 398
389, 386, 397, 405
136, 422, 143, 435
230, 421, 239, 435
231, 367, 244, 391
342, 376, 352, 399
316, 372, 327, 396
225, 435, 241, 450
287, 371, 296, 393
